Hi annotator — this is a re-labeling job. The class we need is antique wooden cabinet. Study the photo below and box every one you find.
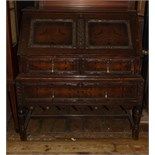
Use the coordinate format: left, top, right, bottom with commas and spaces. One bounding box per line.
16, 4, 144, 140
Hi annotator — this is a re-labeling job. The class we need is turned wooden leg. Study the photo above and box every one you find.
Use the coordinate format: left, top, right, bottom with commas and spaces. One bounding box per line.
8, 84, 19, 132
132, 105, 142, 140
18, 107, 27, 141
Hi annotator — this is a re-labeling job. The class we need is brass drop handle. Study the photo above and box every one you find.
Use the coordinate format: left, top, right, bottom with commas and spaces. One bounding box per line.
106, 66, 110, 73
106, 60, 110, 73
52, 92, 55, 99
51, 92, 55, 104
51, 59, 54, 73
105, 92, 108, 98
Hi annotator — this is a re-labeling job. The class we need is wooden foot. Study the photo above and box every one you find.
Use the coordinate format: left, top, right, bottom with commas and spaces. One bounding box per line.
18, 106, 27, 141
132, 105, 142, 140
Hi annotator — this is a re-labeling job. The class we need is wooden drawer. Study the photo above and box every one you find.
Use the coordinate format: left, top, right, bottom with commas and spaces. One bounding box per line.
21, 56, 79, 75
23, 82, 137, 99
20, 56, 141, 76
83, 57, 141, 75
17, 78, 143, 106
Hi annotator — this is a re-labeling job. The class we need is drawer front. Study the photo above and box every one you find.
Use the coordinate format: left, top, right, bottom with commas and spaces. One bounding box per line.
18, 80, 142, 106
83, 57, 140, 75
20, 56, 141, 75
22, 56, 79, 75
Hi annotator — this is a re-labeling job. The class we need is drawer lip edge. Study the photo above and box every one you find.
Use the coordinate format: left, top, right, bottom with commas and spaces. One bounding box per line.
15, 74, 144, 83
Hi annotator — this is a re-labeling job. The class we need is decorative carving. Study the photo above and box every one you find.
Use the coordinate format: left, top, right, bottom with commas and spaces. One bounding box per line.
16, 82, 23, 106
77, 19, 85, 49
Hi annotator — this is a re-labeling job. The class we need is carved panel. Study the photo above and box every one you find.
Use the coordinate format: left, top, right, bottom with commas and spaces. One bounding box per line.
86, 20, 132, 49
77, 19, 85, 48
29, 19, 76, 48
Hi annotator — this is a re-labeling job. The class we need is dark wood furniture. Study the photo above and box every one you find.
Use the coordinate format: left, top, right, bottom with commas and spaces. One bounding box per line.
16, 2, 144, 140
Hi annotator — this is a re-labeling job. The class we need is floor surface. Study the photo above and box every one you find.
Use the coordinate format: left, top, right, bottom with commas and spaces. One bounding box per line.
7, 106, 148, 155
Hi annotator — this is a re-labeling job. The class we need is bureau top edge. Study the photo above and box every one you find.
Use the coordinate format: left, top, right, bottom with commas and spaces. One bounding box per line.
22, 8, 137, 14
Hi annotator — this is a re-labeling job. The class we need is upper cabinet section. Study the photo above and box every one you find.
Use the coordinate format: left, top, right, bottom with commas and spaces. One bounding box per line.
18, 10, 142, 57
29, 18, 76, 49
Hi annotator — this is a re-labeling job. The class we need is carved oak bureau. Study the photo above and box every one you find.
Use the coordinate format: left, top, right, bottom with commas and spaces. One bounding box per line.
16, 7, 144, 140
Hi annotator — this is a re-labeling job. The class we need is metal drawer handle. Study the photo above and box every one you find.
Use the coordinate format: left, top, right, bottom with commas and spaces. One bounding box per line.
107, 66, 110, 73
51, 92, 55, 104
52, 92, 55, 99
51, 59, 54, 73
105, 92, 108, 98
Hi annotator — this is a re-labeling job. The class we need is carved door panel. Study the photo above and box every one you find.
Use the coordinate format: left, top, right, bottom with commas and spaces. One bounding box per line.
82, 12, 141, 56
19, 12, 79, 55
29, 18, 76, 49
85, 19, 132, 49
